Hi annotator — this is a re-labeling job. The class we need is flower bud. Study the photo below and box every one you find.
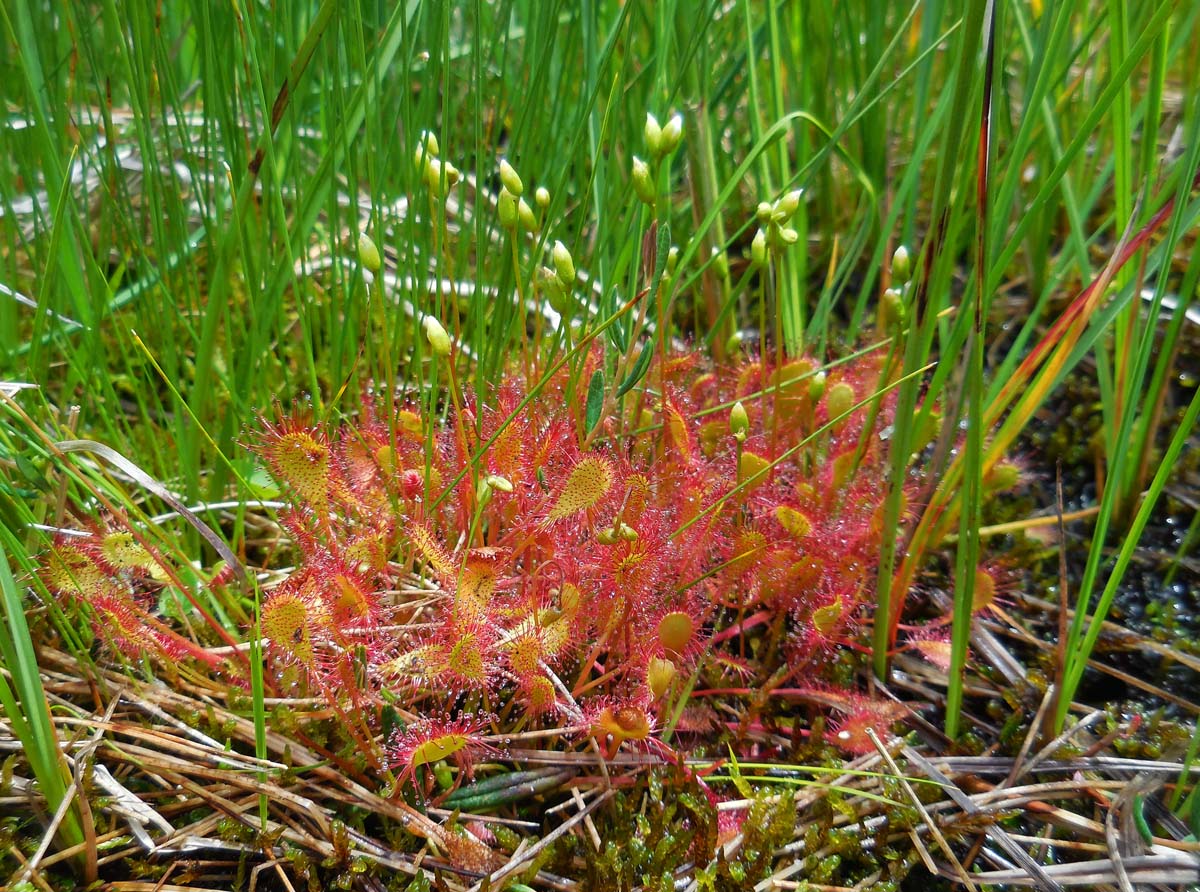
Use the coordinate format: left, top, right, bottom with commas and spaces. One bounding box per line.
647, 657, 677, 699
756, 201, 774, 224
724, 330, 743, 355
552, 240, 575, 287
892, 245, 912, 284
535, 186, 550, 209
357, 232, 382, 273
617, 522, 638, 542
414, 132, 438, 169
711, 247, 729, 281
420, 130, 440, 158
774, 189, 803, 221
878, 287, 905, 331
751, 229, 768, 265
632, 156, 656, 205
475, 476, 494, 508
518, 197, 538, 232
544, 277, 571, 316
498, 188, 519, 229
666, 246, 680, 276
499, 158, 523, 196
596, 526, 619, 545
423, 315, 452, 356
808, 371, 827, 402
425, 158, 459, 196
485, 474, 513, 493
660, 113, 684, 155
778, 227, 800, 246
729, 400, 749, 442
644, 112, 663, 157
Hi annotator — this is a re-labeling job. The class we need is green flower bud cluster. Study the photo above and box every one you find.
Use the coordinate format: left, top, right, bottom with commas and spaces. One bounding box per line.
415, 130, 460, 198
877, 245, 913, 334
538, 238, 577, 318
749, 190, 803, 265
644, 112, 684, 161
498, 158, 538, 232
633, 111, 685, 207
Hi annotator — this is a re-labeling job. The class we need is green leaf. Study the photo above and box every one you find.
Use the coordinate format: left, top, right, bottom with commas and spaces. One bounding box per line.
649, 221, 671, 297
1132, 794, 1154, 846
14, 455, 48, 492
585, 370, 605, 435
617, 341, 655, 398
1190, 785, 1200, 841
725, 745, 753, 799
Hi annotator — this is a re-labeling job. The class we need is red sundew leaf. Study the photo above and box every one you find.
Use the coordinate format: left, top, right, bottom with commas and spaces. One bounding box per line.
657, 610, 696, 655
768, 358, 818, 411
734, 359, 766, 400
662, 398, 694, 466
504, 626, 544, 679
97, 531, 167, 579
388, 714, 494, 789
908, 626, 955, 670
773, 505, 813, 539
402, 614, 500, 696
41, 539, 112, 602
261, 579, 331, 670
324, 563, 380, 628
88, 590, 162, 659
518, 675, 559, 717
725, 530, 767, 577
405, 519, 455, 584
545, 456, 615, 525
256, 413, 335, 512
456, 556, 500, 622
337, 436, 391, 511
484, 391, 526, 481
827, 700, 907, 756
342, 527, 394, 576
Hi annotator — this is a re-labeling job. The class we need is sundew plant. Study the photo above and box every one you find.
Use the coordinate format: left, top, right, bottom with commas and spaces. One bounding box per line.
5, 2, 1200, 890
